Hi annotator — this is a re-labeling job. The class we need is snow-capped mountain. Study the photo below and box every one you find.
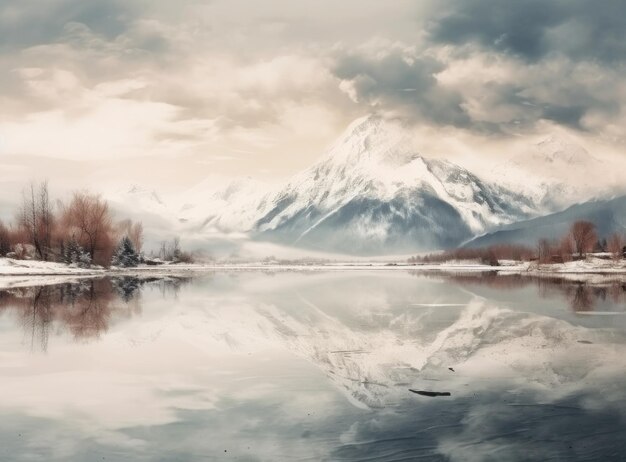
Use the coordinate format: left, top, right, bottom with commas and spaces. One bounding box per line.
248, 116, 537, 254
106, 116, 547, 255
107, 116, 616, 255
533, 135, 596, 168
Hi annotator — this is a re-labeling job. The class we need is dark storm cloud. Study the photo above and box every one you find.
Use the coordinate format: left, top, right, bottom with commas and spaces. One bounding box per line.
1, 0, 624, 158
0, 0, 139, 51
329, 0, 626, 135
542, 104, 587, 129
330, 46, 618, 133
427, 0, 626, 64
476, 78, 620, 132
332, 48, 472, 127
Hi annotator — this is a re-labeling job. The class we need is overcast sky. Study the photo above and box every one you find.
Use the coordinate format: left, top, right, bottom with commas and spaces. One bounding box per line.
1, 0, 624, 196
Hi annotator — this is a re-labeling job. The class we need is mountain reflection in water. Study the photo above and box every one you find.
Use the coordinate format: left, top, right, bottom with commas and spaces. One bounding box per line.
0, 271, 624, 462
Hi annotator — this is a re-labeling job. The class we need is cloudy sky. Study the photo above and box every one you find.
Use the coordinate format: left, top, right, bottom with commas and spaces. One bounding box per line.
0, 0, 624, 197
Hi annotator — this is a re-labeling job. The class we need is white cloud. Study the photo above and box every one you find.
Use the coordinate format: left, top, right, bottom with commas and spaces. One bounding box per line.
0, 0, 623, 194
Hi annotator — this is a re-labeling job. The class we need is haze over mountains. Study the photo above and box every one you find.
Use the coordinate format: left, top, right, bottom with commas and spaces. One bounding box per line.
109, 115, 620, 258
466, 196, 626, 249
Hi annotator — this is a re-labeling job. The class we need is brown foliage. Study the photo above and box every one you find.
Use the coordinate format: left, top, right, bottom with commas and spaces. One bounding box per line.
61, 192, 115, 266
2, 181, 148, 267
408, 220, 611, 268
0, 280, 138, 351
411, 243, 535, 265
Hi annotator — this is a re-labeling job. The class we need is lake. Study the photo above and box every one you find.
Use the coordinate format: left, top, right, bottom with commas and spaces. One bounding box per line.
0, 271, 625, 461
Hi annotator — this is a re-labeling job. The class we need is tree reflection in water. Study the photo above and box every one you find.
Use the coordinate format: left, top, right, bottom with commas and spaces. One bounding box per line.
414, 271, 626, 313
0, 277, 191, 352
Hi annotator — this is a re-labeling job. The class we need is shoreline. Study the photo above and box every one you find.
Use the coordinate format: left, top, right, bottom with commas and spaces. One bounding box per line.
4, 257, 626, 275
3, 257, 626, 287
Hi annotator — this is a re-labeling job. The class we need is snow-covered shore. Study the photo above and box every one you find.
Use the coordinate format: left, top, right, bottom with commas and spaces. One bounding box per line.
0, 258, 104, 276
0, 258, 208, 289
3, 256, 626, 289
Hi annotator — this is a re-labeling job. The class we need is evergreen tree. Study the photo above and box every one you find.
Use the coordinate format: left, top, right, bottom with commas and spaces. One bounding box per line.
113, 276, 142, 302
112, 236, 140, 267
64, 237, 91, 268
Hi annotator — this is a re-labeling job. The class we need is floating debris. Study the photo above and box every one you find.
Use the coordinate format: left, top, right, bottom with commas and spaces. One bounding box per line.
409, 389, 451, 397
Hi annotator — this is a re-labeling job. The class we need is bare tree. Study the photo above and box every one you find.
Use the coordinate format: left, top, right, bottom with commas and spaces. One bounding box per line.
171, 237, 181, 261
129, 222, 144, 252
537, 238, 553, 264
159, 237, 180, 261
570, 221, 597, 258
159, 240, 167, 260
0, 220, 10, 256
17, 181, 55, 260
559, 234, 574, 262
38, 180, 54, 260
607, 233, 625, 260
156, 236, 193, 263
117, 219, 144, 252
61, 192, 114, 266
18, 182, 40, 259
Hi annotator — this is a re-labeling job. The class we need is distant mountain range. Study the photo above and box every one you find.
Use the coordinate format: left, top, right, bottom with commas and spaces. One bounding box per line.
466, 195, 626, 249
108, 115, 616, 256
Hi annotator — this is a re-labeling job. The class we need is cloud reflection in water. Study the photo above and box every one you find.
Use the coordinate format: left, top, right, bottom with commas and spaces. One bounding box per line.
0, 272, 623, 461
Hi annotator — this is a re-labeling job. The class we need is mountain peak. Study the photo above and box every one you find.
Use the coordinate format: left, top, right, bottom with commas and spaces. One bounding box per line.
534, 134, 595, 165
325, 114, 420, 167
127, 185, 164, 205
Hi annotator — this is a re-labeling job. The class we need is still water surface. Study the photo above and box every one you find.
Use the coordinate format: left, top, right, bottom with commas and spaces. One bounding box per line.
0, 272, 625, 461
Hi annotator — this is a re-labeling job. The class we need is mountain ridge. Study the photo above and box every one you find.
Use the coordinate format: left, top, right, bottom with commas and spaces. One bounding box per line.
465, 195, 626, 249
247, 116, 538, 254
108, 115, 609, 256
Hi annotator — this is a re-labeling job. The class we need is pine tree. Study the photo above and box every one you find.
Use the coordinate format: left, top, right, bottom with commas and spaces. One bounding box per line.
64, 237, 91, 268
112, 236, 140, 267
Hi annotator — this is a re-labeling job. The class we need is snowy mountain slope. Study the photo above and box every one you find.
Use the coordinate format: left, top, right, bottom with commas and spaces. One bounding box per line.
106, 179, 269, 253
172, 176, 270, 233
109, 184, 170, 216
106, 116, 543, 255
490, 135, 606, 209
465, 195, 626, 249
249, 116, 537, 254
107, 185, 177, 246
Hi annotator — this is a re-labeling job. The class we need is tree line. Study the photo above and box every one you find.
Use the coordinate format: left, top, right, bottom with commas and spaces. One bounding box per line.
0, 181, 192, 267
410, 220, 626, 265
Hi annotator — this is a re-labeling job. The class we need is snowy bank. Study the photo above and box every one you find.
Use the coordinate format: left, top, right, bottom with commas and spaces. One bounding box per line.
3, 256, 626, 289
0, 258, 104, 276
